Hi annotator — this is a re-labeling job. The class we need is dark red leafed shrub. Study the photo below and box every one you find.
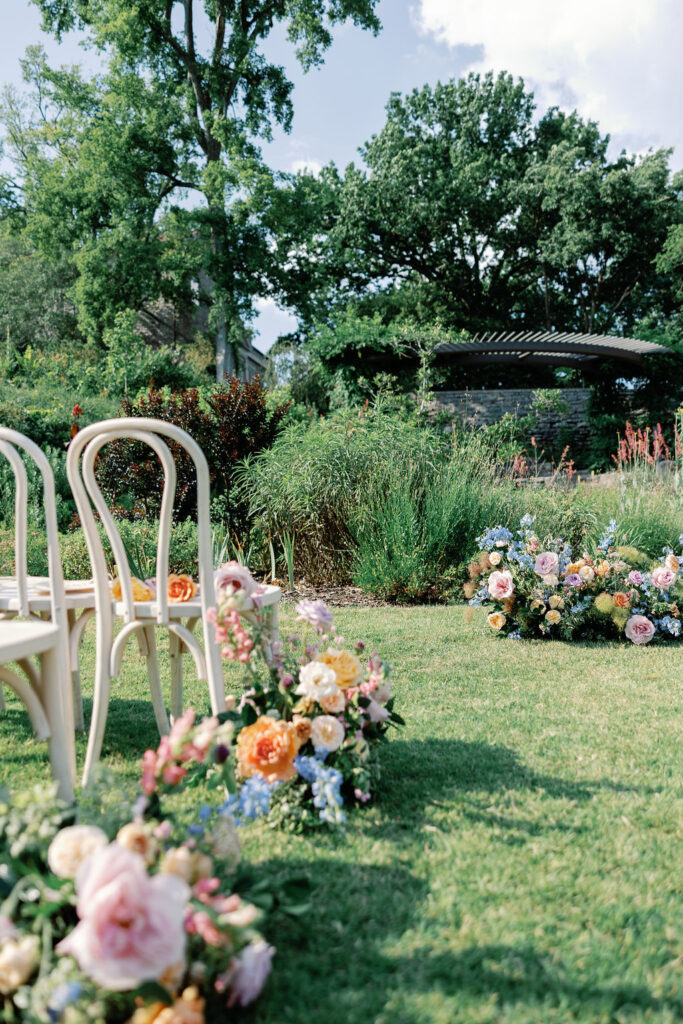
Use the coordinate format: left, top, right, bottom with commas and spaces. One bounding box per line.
94, 376, 289, 526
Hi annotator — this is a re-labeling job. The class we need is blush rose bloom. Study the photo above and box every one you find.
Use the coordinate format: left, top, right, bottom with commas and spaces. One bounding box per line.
627, 570, 643, 586
534, 552, 559, 577
0, 934, 40, 995
652, 565, 677, 590
295, 599, 334, 634
310, 715, 345, 752
214, 562, 262, 599
216, 940, 274, 1008
317, 648, 363, 688
624, 615, 656, 645
487, 570, 514, 600
236, 717, 302, 782
57, 844, 189, 991
47, 825, 109, 879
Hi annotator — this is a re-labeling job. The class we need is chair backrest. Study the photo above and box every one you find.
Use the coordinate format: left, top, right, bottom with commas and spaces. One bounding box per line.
66, 419, 214, 628
0, 428, 67, 629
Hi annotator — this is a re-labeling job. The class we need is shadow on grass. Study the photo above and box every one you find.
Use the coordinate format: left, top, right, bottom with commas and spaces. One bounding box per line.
244, 856, 679, 1024
370, 738, 656, 842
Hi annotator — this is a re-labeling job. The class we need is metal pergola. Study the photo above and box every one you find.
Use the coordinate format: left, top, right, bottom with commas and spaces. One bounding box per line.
431, 330, 668, 369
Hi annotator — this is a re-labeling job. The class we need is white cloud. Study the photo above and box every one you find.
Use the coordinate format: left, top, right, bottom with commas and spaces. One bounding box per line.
290, 158, 323, 176
415, 0, 683, 163
252, 297, 298, 352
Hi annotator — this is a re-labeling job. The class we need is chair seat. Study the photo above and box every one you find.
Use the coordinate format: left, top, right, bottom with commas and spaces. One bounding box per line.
0, 576, 96, 613
0, 619, 61, 663
113, 583, 281, 621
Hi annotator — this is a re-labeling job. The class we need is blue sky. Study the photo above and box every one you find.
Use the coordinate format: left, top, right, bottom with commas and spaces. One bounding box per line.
3, 1, 682, 351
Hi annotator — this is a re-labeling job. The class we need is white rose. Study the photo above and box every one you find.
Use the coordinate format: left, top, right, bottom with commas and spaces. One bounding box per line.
579, 565, 595, 582
488, 551, 502, 566
374, 679, 392, 704
310, 715, 345, 753
295, 662, 339, 701
47, 825, 108, 879
541, 574, 559, 587
0, 935, 40, 995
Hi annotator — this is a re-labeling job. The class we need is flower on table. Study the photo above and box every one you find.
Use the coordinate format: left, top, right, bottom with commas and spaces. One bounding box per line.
214, 561, 263, 600
111, 576, 156, 602
167, 574, 197, 603
57, 843, 189, 991
236, 717, 302, 783
624, 615, 655, 645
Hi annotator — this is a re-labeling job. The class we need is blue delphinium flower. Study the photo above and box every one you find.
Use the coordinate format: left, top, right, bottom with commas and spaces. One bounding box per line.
597, 519, 619, 552
221, 775, 277, 825
47, 982, 83, 1022
656, 616, 681, 637
476, 525, 514, 551
294, 754, 346, 824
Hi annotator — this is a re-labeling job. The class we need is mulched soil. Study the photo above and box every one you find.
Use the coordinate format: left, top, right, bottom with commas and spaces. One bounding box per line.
275, 580, 393, 608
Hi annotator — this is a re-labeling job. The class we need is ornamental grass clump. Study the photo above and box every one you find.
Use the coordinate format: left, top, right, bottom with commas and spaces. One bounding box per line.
465, 515, 683, 644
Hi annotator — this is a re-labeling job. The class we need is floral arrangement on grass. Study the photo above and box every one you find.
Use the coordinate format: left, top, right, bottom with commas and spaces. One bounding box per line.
0, 713, 274, 1023
464, 516, 683, 644
208, 562, 404, 831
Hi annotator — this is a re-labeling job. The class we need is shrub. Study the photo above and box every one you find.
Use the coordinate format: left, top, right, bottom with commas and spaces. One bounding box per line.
94, 378, 289, 529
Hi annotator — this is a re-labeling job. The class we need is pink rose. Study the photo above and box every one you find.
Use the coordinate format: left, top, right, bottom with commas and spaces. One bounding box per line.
627, 570, 643, 586
214, 562, 263, 599
624, 615, 655, 645
534, 552, 559, 577
295, 599, 334, 634
487, 570, 514, 600
651, 566, 677, 591
216, 940, 274, 1007
57, 843, 189, 991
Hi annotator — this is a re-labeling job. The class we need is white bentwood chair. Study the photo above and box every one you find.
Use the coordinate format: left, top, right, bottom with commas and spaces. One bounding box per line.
67, 418, 279, 785
0, 428, 75, 801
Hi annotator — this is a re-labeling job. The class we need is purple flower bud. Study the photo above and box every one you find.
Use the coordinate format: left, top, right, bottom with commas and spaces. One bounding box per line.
280, 673, 294, 688
215, 743, 230, 764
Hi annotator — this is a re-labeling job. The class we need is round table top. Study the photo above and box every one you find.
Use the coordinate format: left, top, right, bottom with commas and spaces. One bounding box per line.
0, 576, 96, 612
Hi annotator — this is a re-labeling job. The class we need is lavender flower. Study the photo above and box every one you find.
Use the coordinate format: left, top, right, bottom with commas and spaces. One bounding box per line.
295, 599, 334, 634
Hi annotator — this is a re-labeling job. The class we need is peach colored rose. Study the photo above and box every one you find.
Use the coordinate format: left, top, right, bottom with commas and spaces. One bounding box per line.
57, 844, 189, 991
487, 612, 506, 631
310, 715, 345, 752
47, 825, 108, 879
487, 570, 514, 600
595, 560, 610, 577
167, 574, 197, 603
116, 823, 157, 865
319, 687, 346, 713
111, 576, 155, 602
127, 986, 205, 1024
0, 934, 39, 995
612, 591, 631, 608
317, 648, 363, 688
291, 715, 312, 744
624, 615, 655, 645
652, 565, 677, 590
665, 553, 679, 572
236, 717, 301, 783
565, 560, 585, 575
534, 552, 559, 577
488, 551, 503, 566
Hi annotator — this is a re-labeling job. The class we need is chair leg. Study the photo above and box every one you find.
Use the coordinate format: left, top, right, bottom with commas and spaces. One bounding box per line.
82, 636, 113, 787
169, 630, 183, 723
0, 683, 5, 712
142, 626, 170, 736
203, 615, 226, 715
39, 648, 74, 803
67, 608, 85, 732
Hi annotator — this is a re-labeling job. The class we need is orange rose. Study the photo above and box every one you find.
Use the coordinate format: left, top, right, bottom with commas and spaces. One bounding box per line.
613, 591, 631, 608
111, 576, 155, 602
167, 574, 197, 603
127, 987, 204, 1024
236, 717, 302, 783
317, 648, 363, 689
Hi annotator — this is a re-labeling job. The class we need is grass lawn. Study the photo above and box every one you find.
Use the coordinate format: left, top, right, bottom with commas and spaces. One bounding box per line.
1, 606, 682, 1024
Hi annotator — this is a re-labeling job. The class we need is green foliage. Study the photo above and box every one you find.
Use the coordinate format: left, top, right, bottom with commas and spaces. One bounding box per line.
94, 377, 289, 528
101, 310, 200, 395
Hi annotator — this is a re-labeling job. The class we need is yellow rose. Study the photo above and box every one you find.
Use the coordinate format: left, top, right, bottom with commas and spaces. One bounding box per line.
111, 576, 155, 602
548, 595, 564, 610
47, 825, 108, 879
545, 609, 561, 625
595, 560, 610, 577
117, 823, 157, 865
487, 612, 506, 630
565, 560, 585, 575
0, 935, 40, 995
530, 600, 546, 613
317, 648, 363, 689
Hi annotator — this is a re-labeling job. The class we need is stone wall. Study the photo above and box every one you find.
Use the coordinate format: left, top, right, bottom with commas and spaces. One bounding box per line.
433, 388, 591, 445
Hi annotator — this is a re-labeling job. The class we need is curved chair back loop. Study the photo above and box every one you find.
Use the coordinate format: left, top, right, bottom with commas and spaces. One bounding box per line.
66, 416, 216, 646
0, 430, 67, 631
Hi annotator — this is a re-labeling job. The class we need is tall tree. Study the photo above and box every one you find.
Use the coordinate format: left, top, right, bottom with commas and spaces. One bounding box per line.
15, 0, 381, 372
